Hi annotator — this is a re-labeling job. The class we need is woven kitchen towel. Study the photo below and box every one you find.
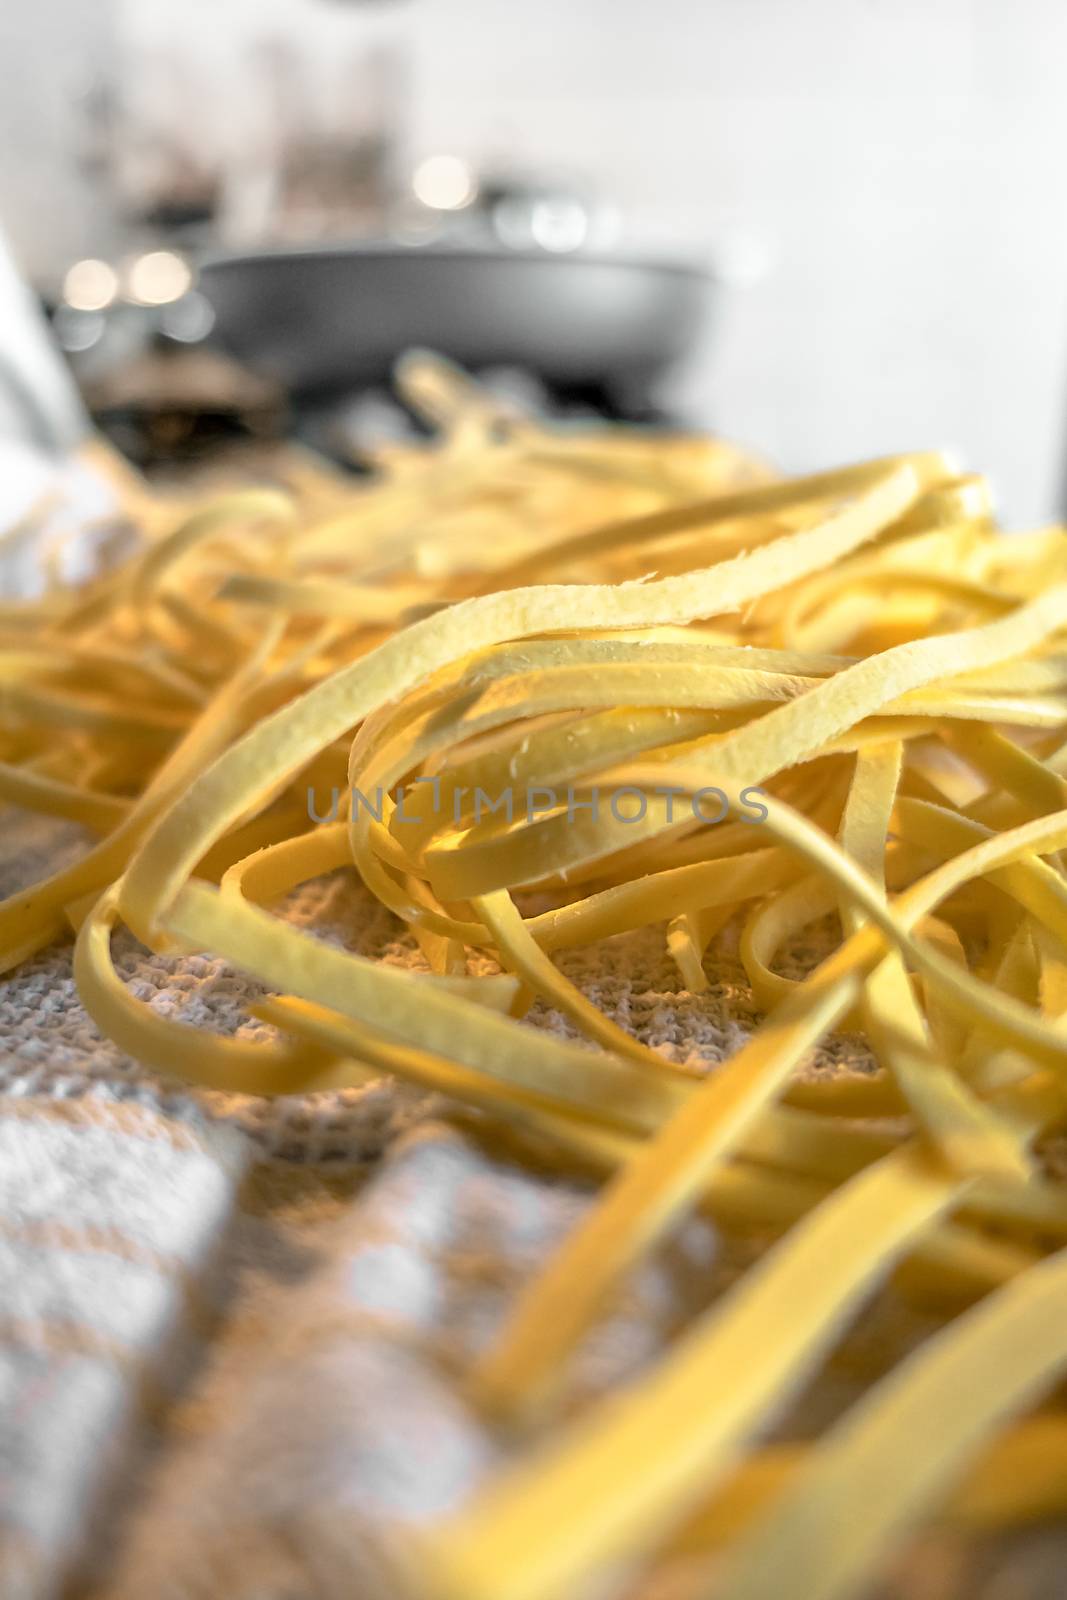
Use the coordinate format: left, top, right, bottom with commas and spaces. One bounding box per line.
100, 1118, 723, 1600
0, 1091, 248, 1600
94, 1120, 1067, 1600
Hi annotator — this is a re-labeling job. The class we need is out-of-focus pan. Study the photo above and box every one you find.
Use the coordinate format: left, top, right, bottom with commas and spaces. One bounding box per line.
197, 245, 713, 409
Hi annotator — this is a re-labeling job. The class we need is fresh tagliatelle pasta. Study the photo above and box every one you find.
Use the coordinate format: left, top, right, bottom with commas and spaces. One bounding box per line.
4, 352, 1067, 1600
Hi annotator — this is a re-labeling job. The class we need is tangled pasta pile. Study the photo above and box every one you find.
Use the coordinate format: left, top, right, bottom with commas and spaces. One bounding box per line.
4, 355, 1067, 1600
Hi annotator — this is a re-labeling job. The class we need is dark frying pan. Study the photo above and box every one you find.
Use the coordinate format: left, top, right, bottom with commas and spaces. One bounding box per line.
197, 245, 713, 413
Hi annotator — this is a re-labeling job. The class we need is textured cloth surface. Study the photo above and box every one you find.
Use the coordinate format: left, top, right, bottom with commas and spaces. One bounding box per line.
0, 1094, 248, 1599
0, 811, 1064, 1599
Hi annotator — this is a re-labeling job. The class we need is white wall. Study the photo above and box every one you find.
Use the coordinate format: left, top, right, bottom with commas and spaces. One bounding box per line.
2, 0, 1066, 525
0, 0, 121, 270
390, 0, 1067, 526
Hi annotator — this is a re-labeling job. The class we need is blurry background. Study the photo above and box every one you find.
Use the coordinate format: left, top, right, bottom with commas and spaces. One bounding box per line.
1, 0, 1065, 523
